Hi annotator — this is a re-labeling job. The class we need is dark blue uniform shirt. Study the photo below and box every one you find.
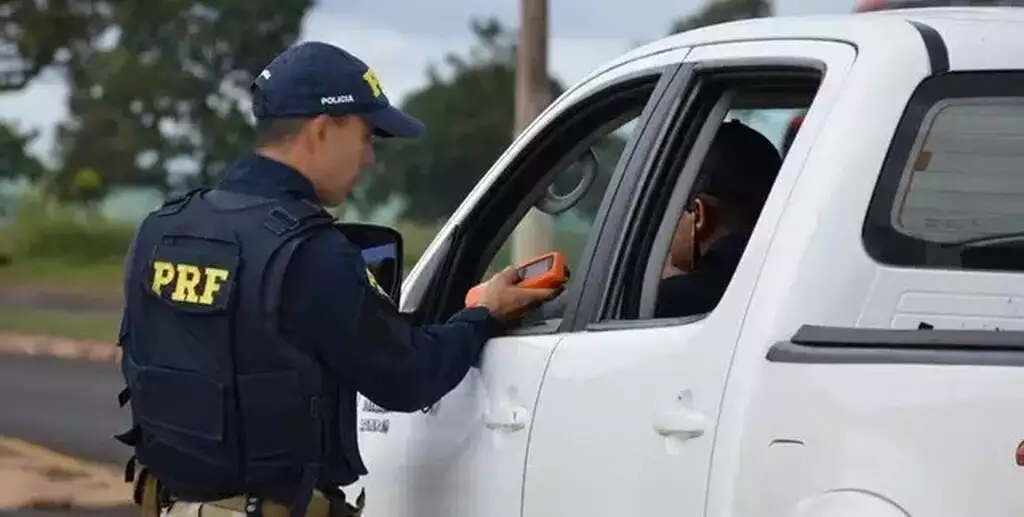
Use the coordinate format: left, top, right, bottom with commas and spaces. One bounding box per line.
216, 153, 497, 412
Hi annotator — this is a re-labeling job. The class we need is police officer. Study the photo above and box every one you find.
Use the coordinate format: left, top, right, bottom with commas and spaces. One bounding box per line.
114, 41, 557, 517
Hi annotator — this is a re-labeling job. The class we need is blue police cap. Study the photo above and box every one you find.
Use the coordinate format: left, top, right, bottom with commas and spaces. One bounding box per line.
251, 41, 425, 138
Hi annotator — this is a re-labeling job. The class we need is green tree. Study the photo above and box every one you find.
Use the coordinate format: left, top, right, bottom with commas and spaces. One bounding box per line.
362, 17, 565, 224
50, 0, 312, 201
0, 121, 46, 180
0, 0, 109, 91
670, 0, 772, 34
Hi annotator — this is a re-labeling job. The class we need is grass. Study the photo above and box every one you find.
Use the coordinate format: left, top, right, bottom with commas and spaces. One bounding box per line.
0, 259, 124, 300
0, 307, 120, 342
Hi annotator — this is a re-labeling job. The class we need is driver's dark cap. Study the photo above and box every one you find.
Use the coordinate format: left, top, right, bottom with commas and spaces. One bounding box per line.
250, 41, 425, 139
696, 120, 782, 209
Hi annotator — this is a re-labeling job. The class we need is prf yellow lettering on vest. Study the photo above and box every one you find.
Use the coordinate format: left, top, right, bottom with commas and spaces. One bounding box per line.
151, 261, 230, 305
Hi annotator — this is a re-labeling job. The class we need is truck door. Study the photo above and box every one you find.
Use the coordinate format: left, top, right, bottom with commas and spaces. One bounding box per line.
522, 40, 855, 517
352, 49, 695, 517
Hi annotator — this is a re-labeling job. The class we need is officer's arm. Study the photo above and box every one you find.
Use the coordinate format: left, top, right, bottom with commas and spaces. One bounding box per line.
279, 231, 498, 413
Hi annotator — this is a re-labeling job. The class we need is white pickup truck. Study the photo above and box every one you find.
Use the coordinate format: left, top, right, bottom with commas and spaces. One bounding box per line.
350, 7, 1024, 517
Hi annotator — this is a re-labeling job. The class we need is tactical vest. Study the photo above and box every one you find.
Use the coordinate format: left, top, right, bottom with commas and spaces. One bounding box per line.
115, 188, 366, 516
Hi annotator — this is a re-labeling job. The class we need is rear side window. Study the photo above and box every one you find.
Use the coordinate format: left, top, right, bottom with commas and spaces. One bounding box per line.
864, 72, 1024, 272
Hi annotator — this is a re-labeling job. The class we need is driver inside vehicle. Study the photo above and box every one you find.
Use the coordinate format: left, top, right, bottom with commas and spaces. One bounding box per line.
655, 119, 782, 319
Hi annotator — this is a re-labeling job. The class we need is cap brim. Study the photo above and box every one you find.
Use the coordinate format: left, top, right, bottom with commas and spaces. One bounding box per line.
362, 105, 425, 138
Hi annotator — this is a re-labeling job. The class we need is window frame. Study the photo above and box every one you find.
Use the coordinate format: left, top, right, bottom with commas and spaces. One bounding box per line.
862, 71, 1024, 272
408, 62, 696, 335
571, 62, 827, 331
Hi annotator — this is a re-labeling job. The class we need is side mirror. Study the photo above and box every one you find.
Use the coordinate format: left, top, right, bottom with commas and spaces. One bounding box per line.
334, 222, 404, 303
536, 146, 599, 216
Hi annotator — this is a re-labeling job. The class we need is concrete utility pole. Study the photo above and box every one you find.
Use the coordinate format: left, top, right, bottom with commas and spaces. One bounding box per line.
510, 0, 555, 265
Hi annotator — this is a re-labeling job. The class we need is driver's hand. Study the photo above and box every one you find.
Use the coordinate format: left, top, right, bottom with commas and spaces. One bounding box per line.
473, 266, 559, 322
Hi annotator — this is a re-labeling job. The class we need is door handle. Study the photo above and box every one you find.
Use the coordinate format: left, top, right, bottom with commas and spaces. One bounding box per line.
483, 404, 528, 432
652, 408, 707, 439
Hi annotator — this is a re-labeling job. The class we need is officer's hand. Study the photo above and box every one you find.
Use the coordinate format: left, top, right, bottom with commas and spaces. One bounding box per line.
474, 266, 560, 322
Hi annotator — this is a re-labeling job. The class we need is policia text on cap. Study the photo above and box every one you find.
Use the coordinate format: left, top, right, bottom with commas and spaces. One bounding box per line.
112, 41, 558, 517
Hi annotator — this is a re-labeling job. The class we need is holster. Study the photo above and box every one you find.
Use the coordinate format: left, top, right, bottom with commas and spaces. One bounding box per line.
327, 488, 366, 517
131, 467, 166, 517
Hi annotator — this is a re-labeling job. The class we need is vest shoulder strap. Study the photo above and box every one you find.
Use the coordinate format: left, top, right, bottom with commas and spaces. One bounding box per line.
261, 197, 334, 237
198, 188, 333, 237
151, 187, 206, 217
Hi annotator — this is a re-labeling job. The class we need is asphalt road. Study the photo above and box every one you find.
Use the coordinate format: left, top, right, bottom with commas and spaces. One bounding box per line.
0, 291, 121, 317
0, 354, 131, 467
0, 354, 134, 516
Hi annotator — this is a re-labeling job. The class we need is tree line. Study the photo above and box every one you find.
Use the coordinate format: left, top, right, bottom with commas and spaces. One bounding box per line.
0, 0, 770, 224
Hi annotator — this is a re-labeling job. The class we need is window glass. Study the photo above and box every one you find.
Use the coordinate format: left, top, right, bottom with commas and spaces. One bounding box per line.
726, 107, 807, 153
892, 98, 1024, 244
484, 116, 642, 279
641, 82, 819, 321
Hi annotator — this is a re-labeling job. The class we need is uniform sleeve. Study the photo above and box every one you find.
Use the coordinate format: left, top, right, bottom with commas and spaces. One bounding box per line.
279, 230, 498, 413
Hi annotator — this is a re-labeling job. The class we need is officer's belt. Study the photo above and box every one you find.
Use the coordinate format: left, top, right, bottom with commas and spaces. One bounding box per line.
190, 491, 364, 517
137, 473, 365, 517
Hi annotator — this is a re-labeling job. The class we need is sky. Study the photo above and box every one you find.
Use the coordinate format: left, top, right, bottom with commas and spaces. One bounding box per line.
0, 0, 857, 161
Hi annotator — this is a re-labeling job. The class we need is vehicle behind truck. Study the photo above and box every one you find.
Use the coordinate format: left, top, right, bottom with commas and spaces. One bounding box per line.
344, 7, 1024, 517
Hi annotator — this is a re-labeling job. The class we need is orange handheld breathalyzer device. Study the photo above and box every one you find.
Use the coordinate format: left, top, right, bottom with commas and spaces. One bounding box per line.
465, 251, 569, 308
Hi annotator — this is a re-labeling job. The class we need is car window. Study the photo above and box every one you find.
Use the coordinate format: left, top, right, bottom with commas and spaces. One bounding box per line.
586, 73, 824, 324
401, 71, 675, 326
893, 99, 1024, 244
484, 116, 641, 279
865, 73, 1024, 272
643, 98, 814, 320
